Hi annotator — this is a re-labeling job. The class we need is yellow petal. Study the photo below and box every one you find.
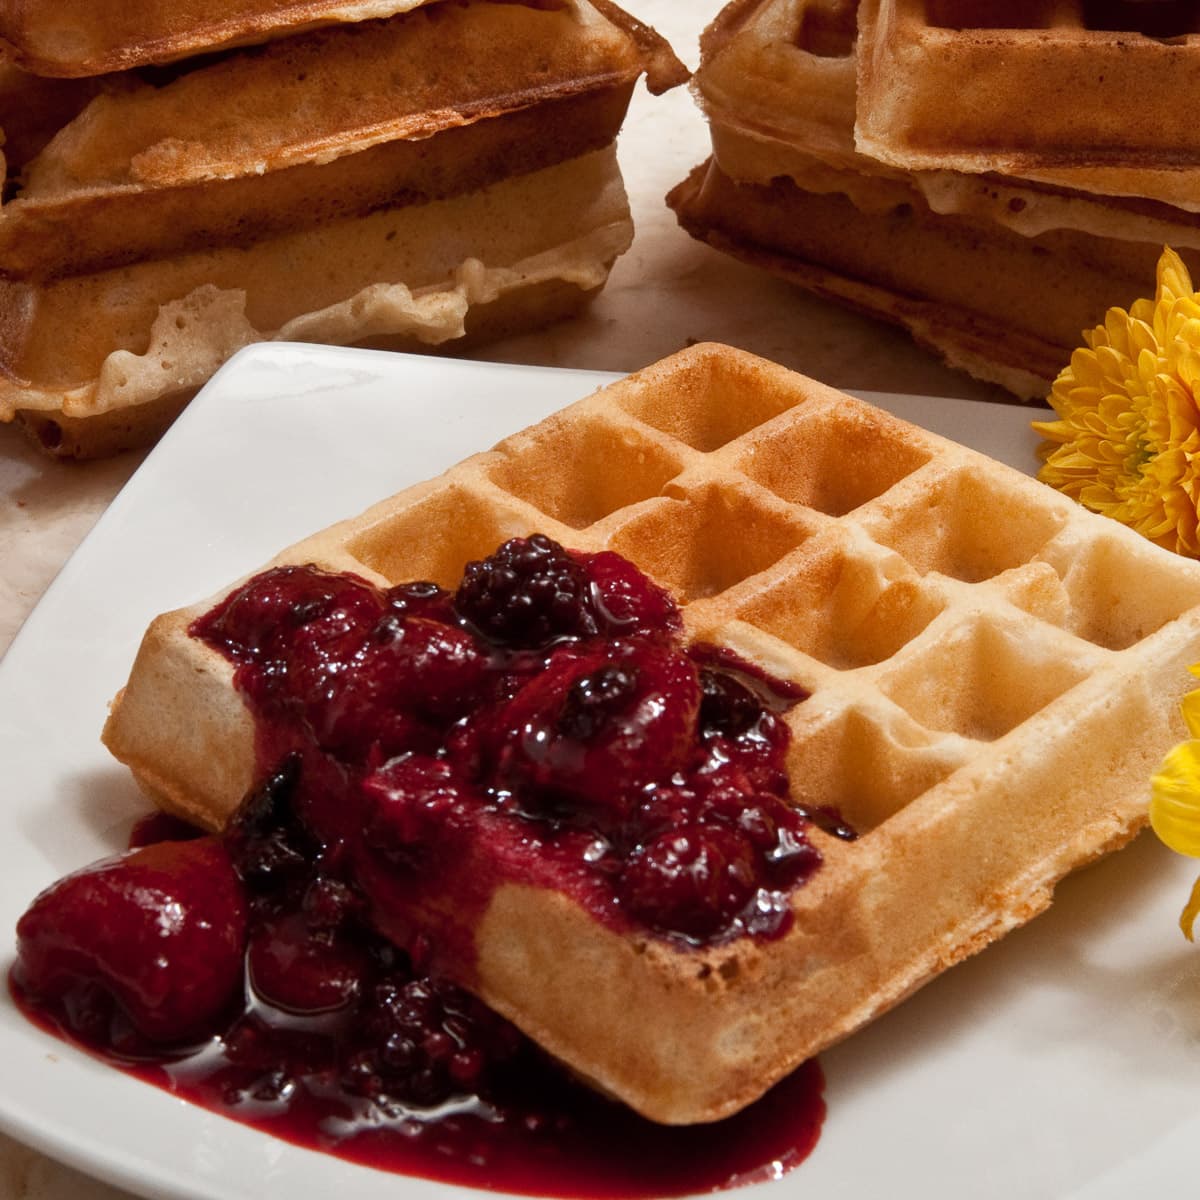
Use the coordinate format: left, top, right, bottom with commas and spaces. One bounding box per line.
1182, 687, 1200, 737
1039, 247, 1200, 558
1149, 739, 1200, 856
1180, 875, 1200, 941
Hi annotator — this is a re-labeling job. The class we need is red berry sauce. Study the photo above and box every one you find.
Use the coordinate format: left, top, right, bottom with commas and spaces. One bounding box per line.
11, 536, 848, 1195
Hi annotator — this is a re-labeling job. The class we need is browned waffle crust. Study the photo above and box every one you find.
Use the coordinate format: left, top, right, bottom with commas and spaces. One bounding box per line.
667, 157, 1200, 399
2, 2, 679, 279
0, 0, 437, 76
103, 343, 1200, 1124
856, 0, 1200, 205
0, 0, 684, 458
671, 0, 1200, 397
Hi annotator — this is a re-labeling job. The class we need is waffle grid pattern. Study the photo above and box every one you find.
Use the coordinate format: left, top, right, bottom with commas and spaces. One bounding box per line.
858, 0, 1200, 183
676, 0, 1200, 399
696, 0, 858, 154
294, 344, 1200, 843
105, 344, 1200, 1122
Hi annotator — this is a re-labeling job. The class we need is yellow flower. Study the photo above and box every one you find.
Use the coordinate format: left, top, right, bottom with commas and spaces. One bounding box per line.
1033, 246, 1200, 557
1149, 665, 1200, 938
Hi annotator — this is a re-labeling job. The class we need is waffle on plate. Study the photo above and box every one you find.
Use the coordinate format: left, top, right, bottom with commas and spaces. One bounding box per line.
103, 343, 1200, 1124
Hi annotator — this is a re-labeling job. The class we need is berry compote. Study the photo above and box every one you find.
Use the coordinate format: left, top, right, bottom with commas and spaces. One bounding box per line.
11, 536, 850, 1196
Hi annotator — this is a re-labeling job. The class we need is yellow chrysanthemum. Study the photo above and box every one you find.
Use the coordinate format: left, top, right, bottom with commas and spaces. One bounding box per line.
1149, 665, 1200, 939
1033, 246, 1200, 557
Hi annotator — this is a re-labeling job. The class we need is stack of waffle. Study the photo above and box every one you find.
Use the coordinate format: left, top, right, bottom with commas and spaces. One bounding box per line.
103, 342, 1200, 1123
669, 0, 1200, 399
0, 0, 683, 457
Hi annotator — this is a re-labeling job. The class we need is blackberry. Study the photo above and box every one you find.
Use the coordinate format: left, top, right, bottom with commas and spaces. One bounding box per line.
455, 535, 597, 647
350, 974, 523, 1105
697, 668, 763, 738
225, 756, 316, 895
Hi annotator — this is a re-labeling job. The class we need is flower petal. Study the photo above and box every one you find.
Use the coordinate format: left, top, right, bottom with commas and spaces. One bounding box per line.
1149, 739, 1200, 856
1180, 875, 1200, 942
1033, 247, 1200, 558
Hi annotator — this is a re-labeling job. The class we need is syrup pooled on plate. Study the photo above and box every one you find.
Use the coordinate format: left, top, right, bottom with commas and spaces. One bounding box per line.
11, 536, 843, 1195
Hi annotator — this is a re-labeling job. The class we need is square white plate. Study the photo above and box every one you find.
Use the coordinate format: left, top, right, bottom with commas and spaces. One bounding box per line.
2, 344, 1199, 1200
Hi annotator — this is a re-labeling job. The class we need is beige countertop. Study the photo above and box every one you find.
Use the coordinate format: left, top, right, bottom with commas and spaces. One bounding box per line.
0, 3, 1013, 1196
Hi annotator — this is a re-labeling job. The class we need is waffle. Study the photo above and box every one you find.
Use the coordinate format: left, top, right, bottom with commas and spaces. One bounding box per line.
0, 0, 439, 76
855, 0, 1200, 207
0, 0, 680, 279
695, 0, 1200, 245
0, 0, 684, 457
102, 343, 1200, 1124
669, 157, 1200, 399
4, 147, 633, 457
0, 63, 105, 171
673, 0, 1200, 396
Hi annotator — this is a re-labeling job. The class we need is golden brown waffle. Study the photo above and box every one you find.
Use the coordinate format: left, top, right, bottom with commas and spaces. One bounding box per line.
675, 0, 1200, 396
0, 0, 684, 457
4, 148, 634, 456
856, 0, 1200, 206
1, 0, 681, 279
695, 0, 1200, 246
103, 343, 1200, 1124
668, 157, 1200, 399
695, 0, 860, 173
0, 0, 437, 76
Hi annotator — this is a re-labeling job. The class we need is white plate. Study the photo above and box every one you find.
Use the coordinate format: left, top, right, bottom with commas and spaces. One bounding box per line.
2, 344, 1198, 1200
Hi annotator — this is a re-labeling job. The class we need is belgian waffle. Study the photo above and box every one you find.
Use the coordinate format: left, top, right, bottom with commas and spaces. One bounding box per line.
0, 0, 438, 76
668, 156, 1200, 399
856, 0, 1200, 206
102, 343, 1200, 1124
0, 0, 684, 457
0, 0, 682, 279
673, 0, 1200, 397
695, 0, 1200, 246
5, 148, 633, 457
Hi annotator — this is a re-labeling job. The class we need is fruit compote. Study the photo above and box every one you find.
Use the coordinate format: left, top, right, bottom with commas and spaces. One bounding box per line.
11, 536, 849, 1196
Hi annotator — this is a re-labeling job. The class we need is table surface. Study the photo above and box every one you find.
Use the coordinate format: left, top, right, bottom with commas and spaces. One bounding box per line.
0, 3, 1017, 1195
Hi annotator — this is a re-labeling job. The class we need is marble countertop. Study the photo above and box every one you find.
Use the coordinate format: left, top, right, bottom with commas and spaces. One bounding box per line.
0, 3, 1012, 1196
